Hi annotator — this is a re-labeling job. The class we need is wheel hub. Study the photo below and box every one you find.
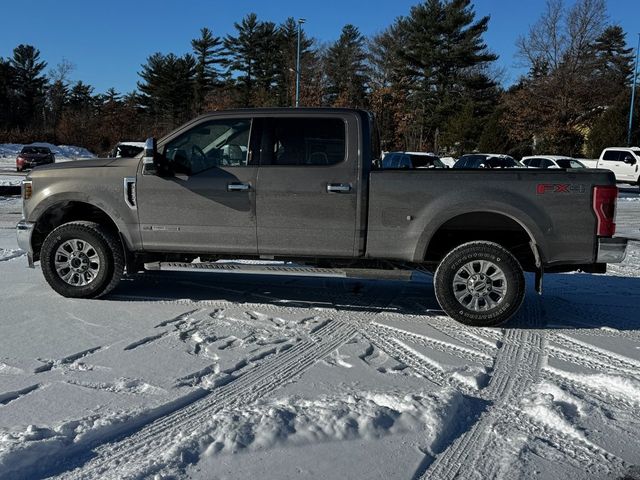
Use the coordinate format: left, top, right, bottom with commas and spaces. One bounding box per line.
54, 239, 101, 286
452, 260, 507, 311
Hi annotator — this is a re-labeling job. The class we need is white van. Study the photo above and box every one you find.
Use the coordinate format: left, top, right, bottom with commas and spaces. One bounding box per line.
596, 147, 640, 184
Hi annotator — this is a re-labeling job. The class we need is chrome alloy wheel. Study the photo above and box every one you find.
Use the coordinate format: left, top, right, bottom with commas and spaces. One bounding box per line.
452, 260, 507, 311
54, 239, 101, 286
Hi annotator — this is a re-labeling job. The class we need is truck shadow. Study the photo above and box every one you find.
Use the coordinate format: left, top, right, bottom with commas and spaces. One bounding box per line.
108, 271, 640, 332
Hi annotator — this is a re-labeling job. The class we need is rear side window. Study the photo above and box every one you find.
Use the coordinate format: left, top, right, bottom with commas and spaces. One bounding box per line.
255, 117, 346, 166
602, 150, 621, 161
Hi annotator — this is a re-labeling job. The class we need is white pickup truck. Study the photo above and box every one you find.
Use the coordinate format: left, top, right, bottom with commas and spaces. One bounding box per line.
582, 147, 640, 186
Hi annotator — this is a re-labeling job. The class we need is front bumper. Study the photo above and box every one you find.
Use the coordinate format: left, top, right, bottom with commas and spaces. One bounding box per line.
16, 220, 35, 267
596, 237, 628, 263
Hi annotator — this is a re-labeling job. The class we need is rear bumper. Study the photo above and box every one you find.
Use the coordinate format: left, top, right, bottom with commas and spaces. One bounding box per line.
596, 237, 628, 263
16, 220, 35, 267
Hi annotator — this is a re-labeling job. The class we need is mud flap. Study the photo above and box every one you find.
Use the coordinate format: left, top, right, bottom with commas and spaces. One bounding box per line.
534, 266, 544, 294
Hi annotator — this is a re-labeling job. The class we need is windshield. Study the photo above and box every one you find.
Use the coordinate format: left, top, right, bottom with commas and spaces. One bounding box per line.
21, 147, 50, 155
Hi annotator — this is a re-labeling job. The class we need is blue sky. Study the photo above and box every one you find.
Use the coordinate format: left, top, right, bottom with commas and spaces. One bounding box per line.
1, 0, 638, 94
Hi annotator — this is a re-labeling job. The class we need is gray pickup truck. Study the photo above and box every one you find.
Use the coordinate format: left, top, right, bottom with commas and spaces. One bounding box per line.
16, 108, 627, 326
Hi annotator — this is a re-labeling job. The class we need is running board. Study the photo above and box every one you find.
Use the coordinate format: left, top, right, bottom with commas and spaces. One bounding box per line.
144, 261, 414, 281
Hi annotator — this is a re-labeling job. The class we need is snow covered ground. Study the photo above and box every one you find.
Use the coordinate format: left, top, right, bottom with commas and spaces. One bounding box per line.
0, 195, 640, 479
0, 144, 95, 174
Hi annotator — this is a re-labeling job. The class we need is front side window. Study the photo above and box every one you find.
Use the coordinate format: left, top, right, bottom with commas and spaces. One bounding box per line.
255, 117, 346, 166
602, 150, 621, 161
163, 118, 252, 175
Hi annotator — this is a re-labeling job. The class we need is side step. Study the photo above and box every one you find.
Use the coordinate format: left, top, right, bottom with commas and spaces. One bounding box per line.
144, 261, 414, 281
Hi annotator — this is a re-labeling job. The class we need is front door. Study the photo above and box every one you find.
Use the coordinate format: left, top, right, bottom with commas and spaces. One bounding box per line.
136, 117, 259, 254
253, 115, 360, 258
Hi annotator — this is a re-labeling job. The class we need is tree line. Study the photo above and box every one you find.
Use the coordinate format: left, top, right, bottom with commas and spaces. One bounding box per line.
0, 0, 637, 158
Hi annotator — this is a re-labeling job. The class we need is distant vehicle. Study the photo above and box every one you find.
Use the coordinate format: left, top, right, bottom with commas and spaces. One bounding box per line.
521, 156, 586, 169
109, 142, 145, 159
382, 151, 446, 169
16, 146, 55, 172
591, 147, 640, 185
454, 154, 522, 169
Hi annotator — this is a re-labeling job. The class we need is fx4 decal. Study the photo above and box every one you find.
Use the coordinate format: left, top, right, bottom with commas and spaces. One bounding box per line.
536, 183, 586, 195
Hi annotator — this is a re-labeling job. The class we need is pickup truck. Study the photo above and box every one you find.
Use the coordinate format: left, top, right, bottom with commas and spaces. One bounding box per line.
16, 108, 628, 326
581, 147, 640, 186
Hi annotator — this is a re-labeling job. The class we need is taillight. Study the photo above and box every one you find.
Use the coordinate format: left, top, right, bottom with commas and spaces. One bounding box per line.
592, 185, 617, 237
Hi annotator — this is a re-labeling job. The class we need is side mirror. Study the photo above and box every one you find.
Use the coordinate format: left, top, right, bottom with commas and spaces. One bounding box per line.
142, 138, 157, 175
624, 155, 637, 165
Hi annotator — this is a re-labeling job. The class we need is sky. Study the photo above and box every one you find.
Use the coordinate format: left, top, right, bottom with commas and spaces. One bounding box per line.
0, 0, 639, 94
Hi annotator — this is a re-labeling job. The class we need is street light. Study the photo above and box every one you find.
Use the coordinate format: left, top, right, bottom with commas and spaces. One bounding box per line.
627, 33, 640, 147
295, 18, 306, 108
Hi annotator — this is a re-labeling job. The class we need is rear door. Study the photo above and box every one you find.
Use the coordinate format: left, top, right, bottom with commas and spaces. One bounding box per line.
253, 114, 360, 257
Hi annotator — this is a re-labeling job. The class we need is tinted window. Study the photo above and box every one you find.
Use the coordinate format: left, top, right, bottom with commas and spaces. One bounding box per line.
539, 159, 554, 168
602, 150, 621, 161
382, 153, 399, 168
555, 159, 584, 169
164, 119, 251, 175
256, 117, 345, 166
22, 147, 51, 154
409, 154, 445, 168
525, 158, 540, 168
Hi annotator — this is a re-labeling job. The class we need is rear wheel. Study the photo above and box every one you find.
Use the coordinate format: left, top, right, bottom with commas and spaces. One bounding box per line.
41, 221, 124, 298
434, 241, 525, 326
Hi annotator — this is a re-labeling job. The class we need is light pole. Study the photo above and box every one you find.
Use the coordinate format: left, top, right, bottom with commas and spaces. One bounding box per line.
627, 33, 640, 146
295, 18, 306, 108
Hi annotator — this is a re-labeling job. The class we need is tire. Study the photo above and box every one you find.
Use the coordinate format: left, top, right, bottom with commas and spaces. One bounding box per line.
40, 221, 124, 298
434, 241, 525, 327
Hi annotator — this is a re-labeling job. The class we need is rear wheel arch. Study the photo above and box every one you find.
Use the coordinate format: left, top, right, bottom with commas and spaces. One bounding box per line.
421, 210, 543, 271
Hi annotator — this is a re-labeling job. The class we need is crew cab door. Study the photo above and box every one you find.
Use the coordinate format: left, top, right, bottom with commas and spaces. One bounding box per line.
136, 116, 259, 254
598, 149, 627, 181
253, 115, 360, 257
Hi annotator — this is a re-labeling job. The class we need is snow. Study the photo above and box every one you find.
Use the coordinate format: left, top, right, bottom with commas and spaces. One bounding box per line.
0, 191, 639, 479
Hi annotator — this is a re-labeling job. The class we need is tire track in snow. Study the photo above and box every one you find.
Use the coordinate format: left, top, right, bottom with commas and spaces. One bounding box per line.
422, 297, 545, 479
57, 316, 359, 479
368, 322, 494, 366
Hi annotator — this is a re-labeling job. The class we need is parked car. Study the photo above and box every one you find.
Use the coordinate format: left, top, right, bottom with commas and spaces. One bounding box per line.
590, 147, 640, 185
382, 151, 446, 169
521, 156, 586, 169
16, 146, 55, 172
108, 141, 146, 159
17, 108, 627, 326
453, 154, 523, 169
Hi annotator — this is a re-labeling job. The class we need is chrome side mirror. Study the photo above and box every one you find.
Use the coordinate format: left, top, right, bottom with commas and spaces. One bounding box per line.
142, 137, 157, 175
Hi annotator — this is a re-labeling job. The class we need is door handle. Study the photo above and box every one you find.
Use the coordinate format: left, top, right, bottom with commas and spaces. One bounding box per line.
327, 183, 352, 193
227, 183, 251, 192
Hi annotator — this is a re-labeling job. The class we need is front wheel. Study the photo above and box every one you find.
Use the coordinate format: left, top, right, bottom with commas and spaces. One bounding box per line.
434, 241, 525, 326
41, 221, 124, 298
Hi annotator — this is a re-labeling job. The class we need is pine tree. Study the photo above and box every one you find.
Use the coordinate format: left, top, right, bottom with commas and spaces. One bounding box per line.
138, 52, 196, 127
191, 27, 225, 113
10, 44, 48, 129
0, 58, 16, 129
325, 24, 368, 108
223, 13, 263, 107
592, 26, 635, 102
